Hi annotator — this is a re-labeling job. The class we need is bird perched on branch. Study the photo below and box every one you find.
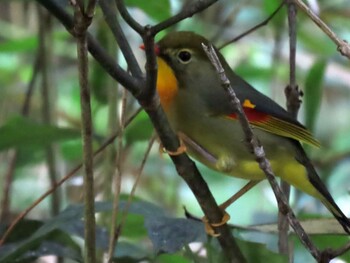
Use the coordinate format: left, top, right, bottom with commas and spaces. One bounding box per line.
146, 31, 350, 235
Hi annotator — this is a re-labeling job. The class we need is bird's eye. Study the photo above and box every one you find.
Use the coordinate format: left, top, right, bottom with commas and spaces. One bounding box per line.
177, 49, 192, 64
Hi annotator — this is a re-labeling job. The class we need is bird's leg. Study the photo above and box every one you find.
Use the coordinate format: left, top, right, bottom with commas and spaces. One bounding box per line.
219, 180, 262, 211
203, 180, 262, 236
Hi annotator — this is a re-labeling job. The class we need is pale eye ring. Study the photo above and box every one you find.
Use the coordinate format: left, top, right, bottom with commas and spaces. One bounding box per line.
177, 49, 192, 64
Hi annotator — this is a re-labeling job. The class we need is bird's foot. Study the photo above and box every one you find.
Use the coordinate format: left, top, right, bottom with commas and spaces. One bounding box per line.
202, 211, 230, 237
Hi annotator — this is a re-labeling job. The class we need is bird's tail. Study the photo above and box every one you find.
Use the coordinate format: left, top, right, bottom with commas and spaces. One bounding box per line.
294, 142, 350, 234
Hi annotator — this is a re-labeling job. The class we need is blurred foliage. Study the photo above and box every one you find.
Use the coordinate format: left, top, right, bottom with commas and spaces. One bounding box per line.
0, 0, 350, 262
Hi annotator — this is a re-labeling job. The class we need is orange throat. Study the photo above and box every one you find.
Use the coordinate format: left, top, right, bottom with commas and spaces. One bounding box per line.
156, 57, 178, 110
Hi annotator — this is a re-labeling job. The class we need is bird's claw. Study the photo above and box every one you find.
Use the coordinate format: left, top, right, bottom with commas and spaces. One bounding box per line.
160, 139, 187, 156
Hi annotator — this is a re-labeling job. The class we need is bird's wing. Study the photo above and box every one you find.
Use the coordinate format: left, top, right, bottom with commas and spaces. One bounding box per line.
221, 70, 320, 147
226, 99, 320, 147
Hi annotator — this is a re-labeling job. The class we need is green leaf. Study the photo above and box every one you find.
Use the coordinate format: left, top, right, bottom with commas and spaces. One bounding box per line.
125, 0, 171, 21
125, 110, 153, 145
237, 238, 287, 263
304, 59, 327, 131
0, 36, 38, 53
0, 116, 81, 151
263, 0, 285, 28
155, 254, 192, 263
120, 214, 147, 238
60, 139, 83, 161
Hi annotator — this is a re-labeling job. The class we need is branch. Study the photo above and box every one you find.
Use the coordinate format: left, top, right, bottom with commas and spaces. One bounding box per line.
293, 0, 350, 60
201, 43, 321, 260
107, 88, 127, 261
100, 0, 143, 78
115, 0, 144, 34
152, 0, 219, 34
72, 0, 97, 261
36, 0, 140, 95
218, 1, 285, 49
279, 1, 299, 256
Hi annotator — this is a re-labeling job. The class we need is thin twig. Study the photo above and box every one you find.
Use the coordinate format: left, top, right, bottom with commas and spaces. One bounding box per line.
38, 6, 60, 216
107, 88, 127, 261
201, 43, 321, 260
0, 109, 141, 246
0, 11, 43, 224
115, 135, 156, 252
152, 0, 219, 34
218, 0, 285, 49
293, 0, 350, 59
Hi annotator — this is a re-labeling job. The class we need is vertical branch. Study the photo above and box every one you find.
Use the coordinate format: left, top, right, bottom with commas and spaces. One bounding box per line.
1, 7, 42, 224
284, 1, 301, 117
107, 88, 127, 262
279, 1, 299, 257
278, 1, 300, 255
0, 152, 17, 223
72, 1, 97, 262
101, 35, 118, 216
38, 5, 60, 216
115, 136, 156, 254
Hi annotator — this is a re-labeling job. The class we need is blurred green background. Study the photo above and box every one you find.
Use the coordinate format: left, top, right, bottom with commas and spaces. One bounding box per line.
0, 0, 350, 262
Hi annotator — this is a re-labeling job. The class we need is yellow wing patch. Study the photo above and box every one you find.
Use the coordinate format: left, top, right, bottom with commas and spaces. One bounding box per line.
251, 116, 321, 148
243, 99, 256, 109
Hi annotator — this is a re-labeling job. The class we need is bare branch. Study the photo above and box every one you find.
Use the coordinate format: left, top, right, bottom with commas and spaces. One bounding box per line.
218, 1, 285, 49
71, 0, 98, 260
107, 88, 127, 261
100, 0, 143, 79
152, 0, 219, 34
279, 1, 299, 256
115, 0, 144, 34
36, 0, 140, 95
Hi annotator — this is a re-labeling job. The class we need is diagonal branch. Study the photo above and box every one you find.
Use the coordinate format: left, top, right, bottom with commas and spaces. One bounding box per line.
152, 0, 219, 34
293, 0, 350, 59
100, 0, 143, 78
36, 0, 140, 95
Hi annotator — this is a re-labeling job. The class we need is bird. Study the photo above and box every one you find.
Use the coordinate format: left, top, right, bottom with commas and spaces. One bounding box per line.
150, 31, 350, 234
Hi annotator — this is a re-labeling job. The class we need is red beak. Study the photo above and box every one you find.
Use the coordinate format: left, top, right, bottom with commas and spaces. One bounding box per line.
139, 43, 160, 55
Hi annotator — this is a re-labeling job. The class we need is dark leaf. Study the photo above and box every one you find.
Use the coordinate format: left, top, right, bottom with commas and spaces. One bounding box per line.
0, 222, 82, 263
145, 217, 206, 253
113, 241, 149, 262
125, 110, 153, 145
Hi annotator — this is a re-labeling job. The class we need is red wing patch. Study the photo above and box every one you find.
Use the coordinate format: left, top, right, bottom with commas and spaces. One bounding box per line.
228, 107, 269, 122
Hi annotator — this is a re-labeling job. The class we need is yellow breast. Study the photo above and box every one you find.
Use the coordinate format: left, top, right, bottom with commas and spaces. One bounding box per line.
156, 57, 178, 110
